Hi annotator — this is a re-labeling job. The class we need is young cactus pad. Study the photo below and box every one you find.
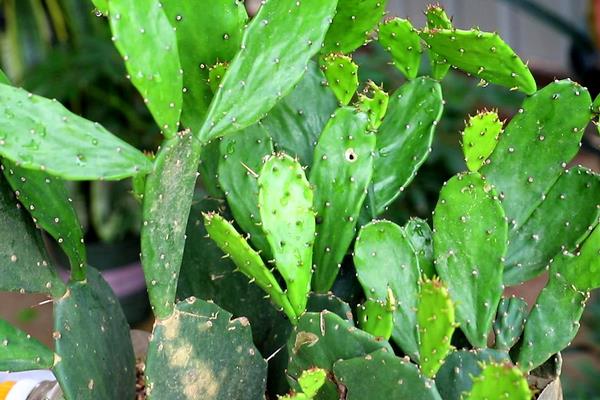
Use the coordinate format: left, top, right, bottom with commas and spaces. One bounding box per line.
417, 278, 456, 378
145, 298, 267, 399
202, 212, 296, 322
357, 292, 395, 340
208, 62, 229, 95
464, 362, 531, 400
420, 28, 537, 94
320, 53, 359, 105
425, 4, 453, 80
461, 110, 503, 172
493, 297, 528, 351
0, 319, 54, 372
258, 153, 315, 317
377, 18, 421, 79
357, 81, 390, 131
433, 172, 507, 348
310, 107, 374, 292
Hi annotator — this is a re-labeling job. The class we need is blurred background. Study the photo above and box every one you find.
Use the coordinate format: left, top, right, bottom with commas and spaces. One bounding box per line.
0, 0, 598, 397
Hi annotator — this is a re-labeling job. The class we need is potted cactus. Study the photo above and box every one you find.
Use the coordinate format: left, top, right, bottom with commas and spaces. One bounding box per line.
0, 0, 598, 399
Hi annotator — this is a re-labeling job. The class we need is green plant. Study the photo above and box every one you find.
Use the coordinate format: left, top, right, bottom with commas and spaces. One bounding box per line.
0, 1, 598, 399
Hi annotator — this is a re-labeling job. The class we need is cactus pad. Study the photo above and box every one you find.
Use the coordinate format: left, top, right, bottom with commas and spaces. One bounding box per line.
425, 4, 453, 80
146, 298, 267, 399
461, 110, 503, 172
558, 224, 600, 291
356, 81, 389, 130
493, 297, 528, 351
418, 278, 456, 378
405, 218, 435, 278
378, 18, 422, 79
320, 53, 359, 105
358, 290, 395, 340
310, 107, 374, 292
258, 154, 315, 316
354, 220, 421, 360
108, 0, 182, 137
433, 172, 507, 348
465, 362, 531, 400
0, 319, 53, 372
208, 62, 229, 95
420, 28, 536, 94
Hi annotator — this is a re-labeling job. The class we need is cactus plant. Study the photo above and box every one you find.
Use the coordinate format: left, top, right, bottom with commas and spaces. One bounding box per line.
377, 18, 422, 79
320, 53, 359, 105
461, 110, 503, 172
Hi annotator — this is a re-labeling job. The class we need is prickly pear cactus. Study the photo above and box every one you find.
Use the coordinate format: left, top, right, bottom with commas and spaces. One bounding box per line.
320, 53, 359, 105
557, 224, 600, 291
461, 110, 503, 172
424, 4, 453, 80
356, 81, 389, 130
0, 319, 54, 372
258, 154, 315, 317
377, 18, 421, 79
145, 298, 267, 400
358, 291, 394, 340
493, 297, 528, 351
464, 362, 531, 400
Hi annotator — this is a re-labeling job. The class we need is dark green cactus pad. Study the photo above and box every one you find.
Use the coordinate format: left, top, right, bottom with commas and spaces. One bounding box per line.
465, 362, 531, 400
53, 267, 135, 400
322, 0, 388, 54
141, 131, 202, 318
558, 224, 600, 291
0, 319, 54, 372
310, 107, 374, 292
333, 349, 442, 400
0, 83, 151, 180
203, 212, 296, 322
198, 0, 338, 142
372, 77, 443, 215
425, 5, 453, 80
320, 53, 359, 105
208, 62, 229, 95
503, 166, 600, 284
404, 217, 435, 278
433, 172, 507, 348
434, 349, 510, 400
356, 81, 389, 130
354, 220, 421, 361
461, 110, 503, 172
2, 160, 86, 279
418, 277, 456, 378
108, 1, 182, 137
162, 1, 247, 132
480, 80, 592, 233
287, 311, 392, 395
307, 292, 354, 322
420, 28, 537, 94
258, 154, 315, 317
493, 296, 528, 351
218, 124, 273, 256
198, 139, 225, 198
146, 298, 267, 400
516, 270, 587, 371
378, 18, 421, 79
0, 175, 64, 296
357, 296, 394, 340
261, 61, 338, 168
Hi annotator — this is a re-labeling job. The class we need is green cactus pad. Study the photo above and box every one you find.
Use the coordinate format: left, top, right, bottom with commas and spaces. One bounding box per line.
310, 107, 374, 292
378, 18, 421, 79
198, 0, 338, 142
262, 61, 338, 168
593, 93, 600, 114
162, 1, 246, 131
461, 110, 503, 172
108, 0, 182, 137
91, 0, 108, 15
322, 0, 388, 54
356, 81, 389, 130
218, 124, 273, 256
0, 175, 64, 297
558, 224, 600, 291
425, 4, 453, 80
433, 172, 507, 348
358, 294, 394, 340
371, 77, 443, 215
287, 311, 392, 392
198, 139, 224, 198
298, 368, 327, 398
418, 277, 456, 378
516, 270, 587, 371
503, 166, 600, 284
333, 349, 442, 400
208, 62, 229, 95
141, 131, 202, 318
354, 220, 421, 360
435, 349, 510, 400
480, 80, 592, 232
493, 297, 528, 351
2, 160, 86, 279
146, 298, 267, 399
319, 53, 359, 105
53, 267, 135, 400
203, 212, 296, 322
465, 362, 532, 400
404, 218, 436, 278
0, 83, 151, 180
0, 319, 54, 372
420, 28, 536, 94
307, 293, 354, 322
